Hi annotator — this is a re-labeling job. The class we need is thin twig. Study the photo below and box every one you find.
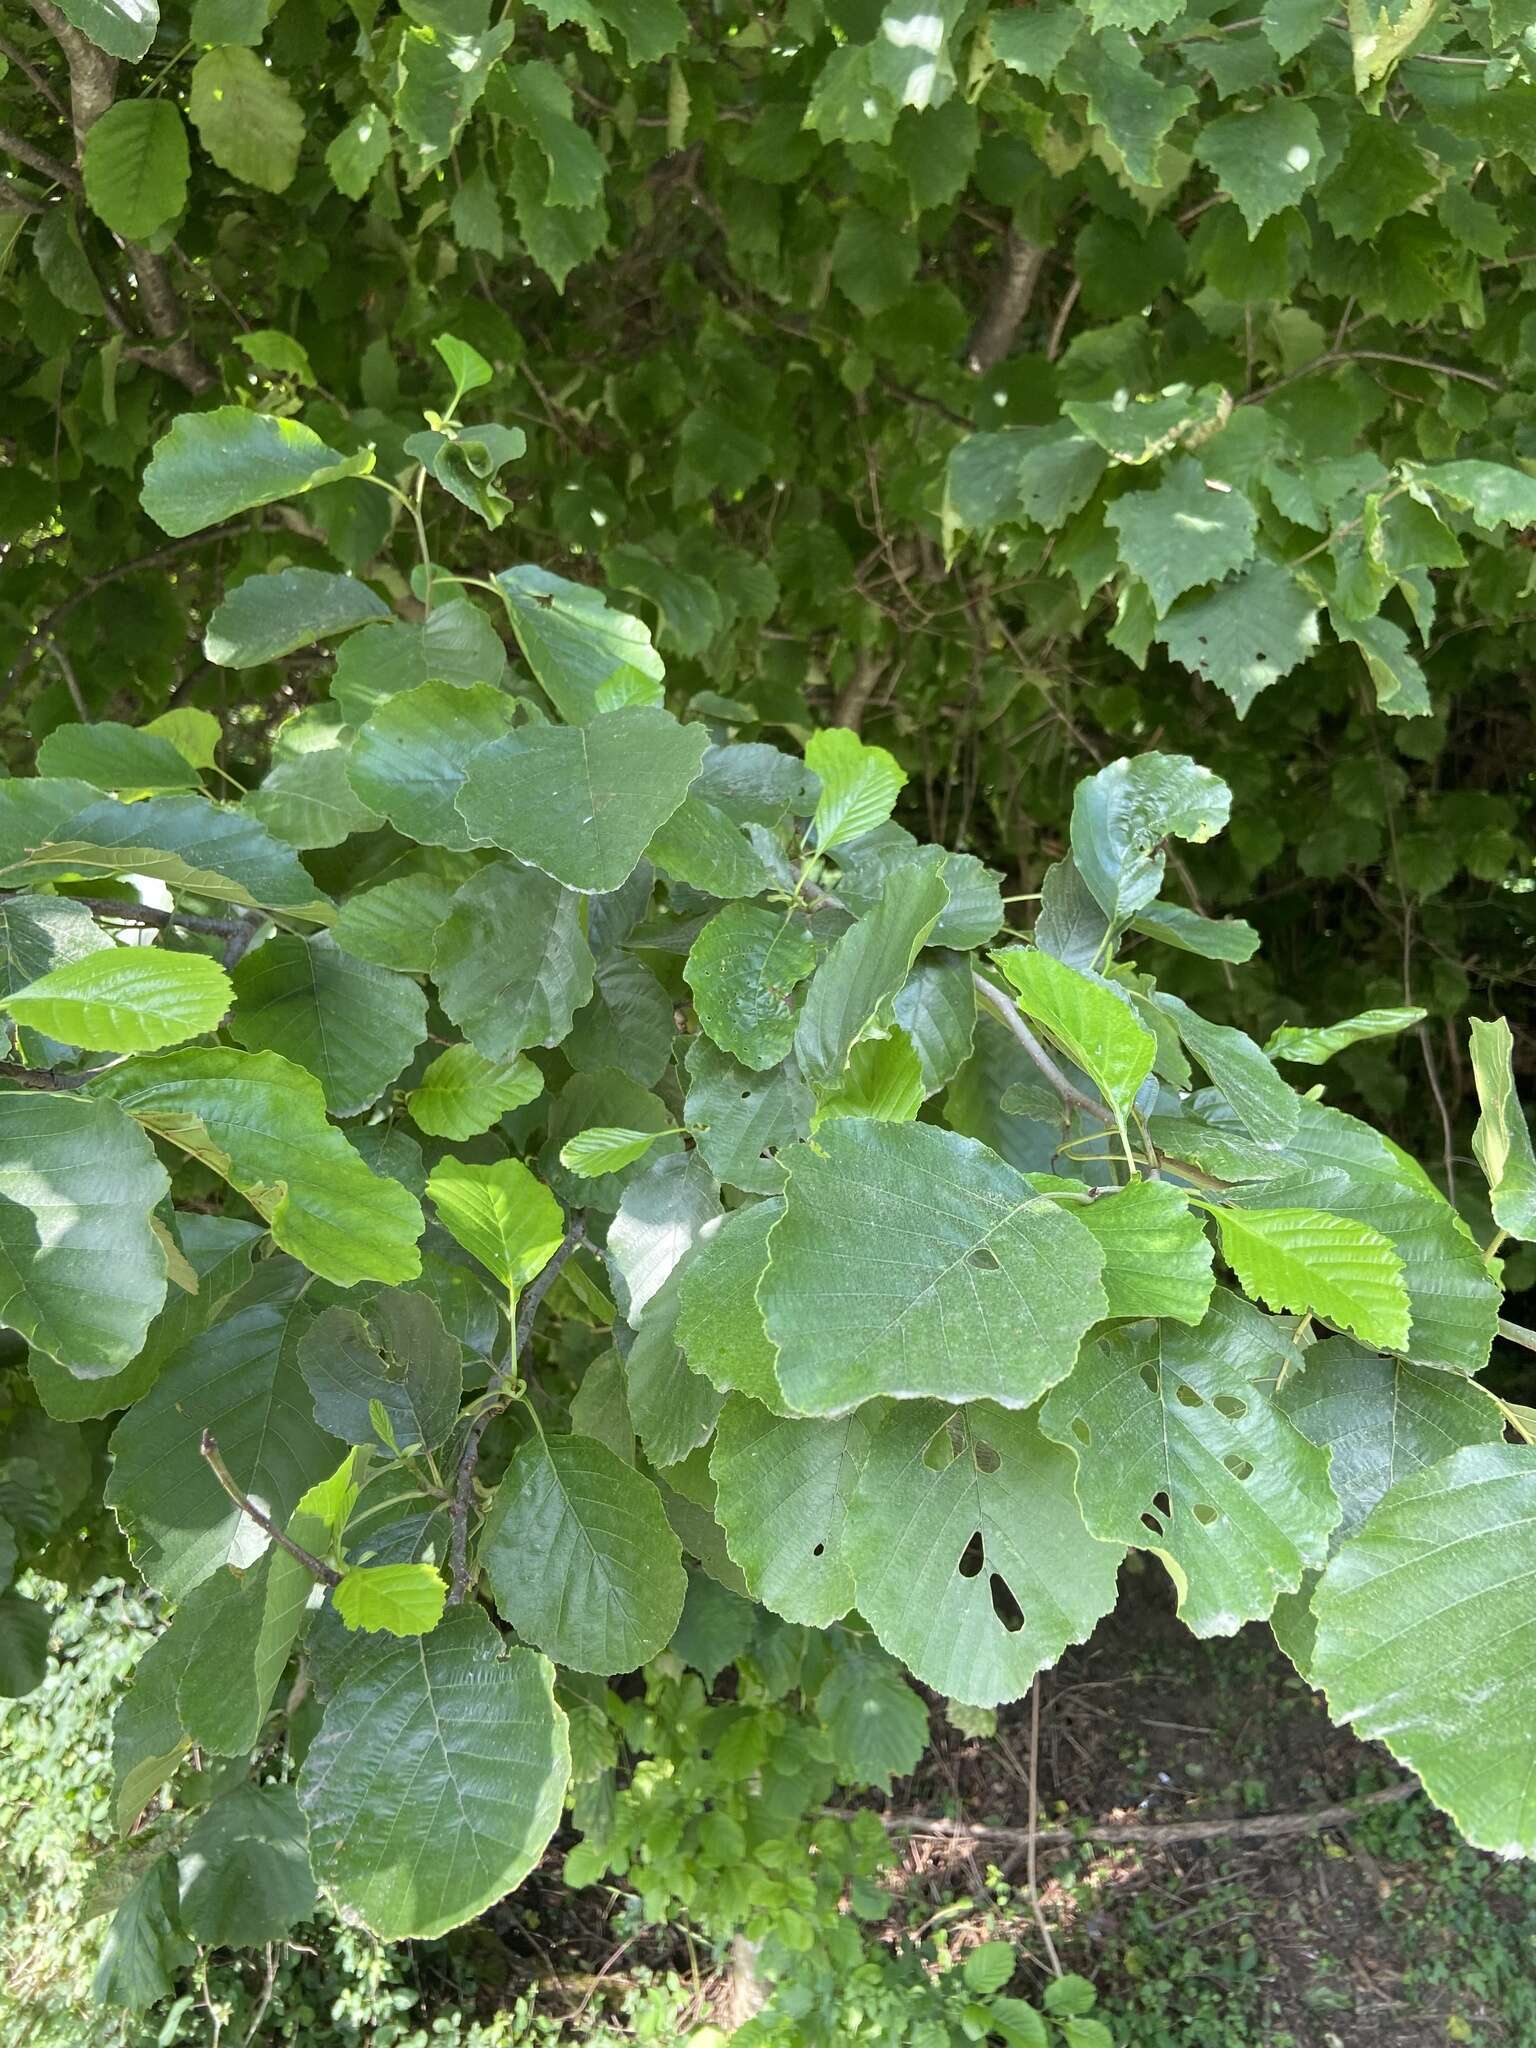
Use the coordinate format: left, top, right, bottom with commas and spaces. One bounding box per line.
1025, 1677, 1062, 1976
447, 1220, 587, 1603
199, 1430, 342, 1585
10, 893, 247, 938
972, 972, 1110, 1123
0, 121, 79, 189
1497, 1318, 1536, 1356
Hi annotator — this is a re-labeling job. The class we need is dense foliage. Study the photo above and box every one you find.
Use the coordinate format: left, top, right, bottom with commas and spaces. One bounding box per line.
1, 0, 1535, 2023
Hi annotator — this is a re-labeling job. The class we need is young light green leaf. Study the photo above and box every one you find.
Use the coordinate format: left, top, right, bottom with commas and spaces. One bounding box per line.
1205, 1203, 1410, 1350
804, 727, 905, 854
407, 1043, 542, 1140
763, 1119, 1107, 1415
480, 1432, 685, 1672
298, 1605, 569, 1939
433, 331, 494, 399
91, 1048, 423, 1287
558, 1125, 674, 1177
455, 704, 708, 893
426, 1156, 564, 1297
1033, 1175, 1215, 1325
140, 407, 373, 536
1469, 1017, 1536, 1240
992, 947, 1156, 1117
1266, 1005, 1427, 1065
333, 1562, 448, 1637
812, 1027, 925, 1125
2, 948, 231, 1053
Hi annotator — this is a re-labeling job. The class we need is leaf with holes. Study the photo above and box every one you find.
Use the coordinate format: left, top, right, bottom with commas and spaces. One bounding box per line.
1041, 1292, 1337, 1634
844, 1401, 1125, 1708
711, 1395, 869, 1626
685, 903, 818, 1071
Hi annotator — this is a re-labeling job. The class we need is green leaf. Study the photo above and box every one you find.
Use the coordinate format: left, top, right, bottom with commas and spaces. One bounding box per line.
174, 1526, 320, 1751
1152, 993, 1300, 1147
844, 1401, 1124, 1707
81, 98, 189, 241
1105, 461, 1259, 618
106, 1287, 341, 1598
1036, 1175, 1215, 1324
244, 735, 382, 851
607, 1152, 721, 1324
35, 721, 203, 797
0, 894, 112, 997
2, 948, 231, 1053
330, 603, 508, 727
188, 46, 305, 193
426, 1156, 564, 1297
675, 1200, 789, 1412
815, 1642, 929, 1789
407, 1043, 542, 1139
1193, 99, 1323, 234
945, 424, 1107, 540
493, 566, 665, 723
229, 932, 426, 1116
795, 861, 948, 1085
1331, 611, 1430, 718
1056, 31, 1196, 187
55, 0, 156, 60
1064, 384, 1230, 467
1042, 1293, 1337, 1633
348, 682, 515, 851
301, 1290, 462, 1451
1155, 560, 1321, 716
434, 331, 493, 398
1470, 1017, 1536, 1240
1070, 753, 1231, 924
500, 58, 607, 208
140, 407, 374, 537
93, 1859, 192, 2011
326, 101, 391, 198
963, 1941, 1018, 1996
0, 1093, 168, 1373
1206, 1203, 1410, 1350
1266, 1005, 1426, 1065
456, 705, 708, 893
711, 1395, 868, 1625
177, 1784, 316, 1947
559, 1125, 672, 1176
298, 1604, 569, 1939
683, 1037, 812, 1196
624, 1252, 726, 1469
685, 903, 818, 1072
91, 1048, 423, 1287
1312, 1444, 1536, 1855
433, 861, 595, 1059
1401, 459, 1536, 535
334, 1562, 448, 1636
335, 873, 466, 973
993, 948, 1155, 1117
0, 1590, 50, 1698
206, 567, 388, 668
1130, 901, 1261, 962
813, 1027, 925, 1125
645, 793, 775, 899
1345, 0, 1443, 89
986, 3, 1082, 80
763, 1119, 1107, 1415
481, 1432, 685, 1671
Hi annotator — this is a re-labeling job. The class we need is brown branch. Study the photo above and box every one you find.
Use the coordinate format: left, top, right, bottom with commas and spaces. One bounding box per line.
5, 893, 247, 938
0, 121, 79, 190
447, 1220, 587, 1604
0, 1060, 104, 1090
29, 0, 115, 150
972, 972, 1112, 1123
964, 232, 1048, 375
200, 1430, 343, 1586
0, 175, 46, 213
834, 650, 884, 733
0, 32, 69, 118
839, 1778, 1420, 1854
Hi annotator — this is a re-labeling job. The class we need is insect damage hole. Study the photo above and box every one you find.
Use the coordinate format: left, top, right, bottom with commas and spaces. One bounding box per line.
1192, 1503, 1219, 1526
967, 1245, 1001, 1272
1174, 1383, 1204, 1407
972, 1438, 1001, 1474
1139, 1362, 1161, 1395
812, 1542, 825, 1558
989, 1573, 1024, 1634
1223, 1453, 1254, 1481
1213, 1393, 1248, 1419
958, 1529, 985, 1578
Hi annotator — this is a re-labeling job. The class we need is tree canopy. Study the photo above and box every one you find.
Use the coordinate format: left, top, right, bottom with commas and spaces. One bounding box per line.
1, 0, 1535, 2013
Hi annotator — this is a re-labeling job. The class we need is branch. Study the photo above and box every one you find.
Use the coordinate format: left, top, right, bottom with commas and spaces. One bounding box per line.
964, 232, 1048, 375
835, 1778, 1420, 1854
0, 891, 247, 938
448, 1220, 587, 1605
29, 0, 114, 151
0, 32, 69, 119
0, 121, 79, 190
0, 1060, 104, 1090
0, 175, 46, 214
972, 972, 1111, 1123
200, 1430, 342, 1586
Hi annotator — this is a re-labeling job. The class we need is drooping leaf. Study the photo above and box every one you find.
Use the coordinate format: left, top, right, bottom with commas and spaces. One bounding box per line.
815, 1642, 929, 1790
1266, 1006, 1427, 1065
1155, 560, 1321, 716
795, 861, 949, 1086
91, 1049, 424, 1287
0, 894, 112, 997
1153, 993, 1300, 1147
675, 1200, 790, 1412
763, 1119, 1107, 1415
456, 705, 708, 892
1469, 1016, 1536, 1240
177, 1784, 317, 1947
92, 1858, 193, 2011
683, 1037, 813, 1196
992, 947, 1155, 1118
1070, 753, 1232, 924
174, 1525, 322, 1752
1192, 98, 1323, 234
844, 1400, 1125, 1708
0, 1093, 168, 1374
481, 1432, 685, 1671
140, 406, 372, 536
298, 1604, 569, 1939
